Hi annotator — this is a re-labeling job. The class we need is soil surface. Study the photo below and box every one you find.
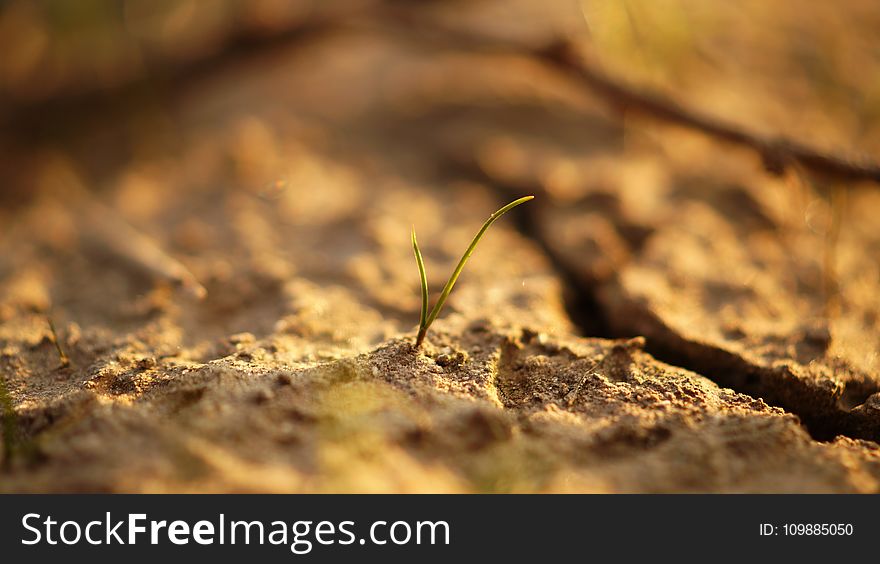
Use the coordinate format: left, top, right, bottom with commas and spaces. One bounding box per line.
1, 0, 879, 492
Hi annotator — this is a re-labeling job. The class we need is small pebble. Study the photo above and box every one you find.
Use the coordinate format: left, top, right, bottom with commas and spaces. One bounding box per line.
436, 351, 466, 367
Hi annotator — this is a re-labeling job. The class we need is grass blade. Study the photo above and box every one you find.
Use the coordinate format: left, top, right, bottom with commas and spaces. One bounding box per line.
47, 317, 70, 369
412, 227, 429, 330
424, 195, 534, 328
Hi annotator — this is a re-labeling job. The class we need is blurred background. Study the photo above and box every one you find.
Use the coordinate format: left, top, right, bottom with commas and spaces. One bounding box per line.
3, 0, 880, 146
2, 0, 878, 353
1, 0, 879, 492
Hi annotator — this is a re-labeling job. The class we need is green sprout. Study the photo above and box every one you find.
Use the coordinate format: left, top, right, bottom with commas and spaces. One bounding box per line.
411, 195, 534, 348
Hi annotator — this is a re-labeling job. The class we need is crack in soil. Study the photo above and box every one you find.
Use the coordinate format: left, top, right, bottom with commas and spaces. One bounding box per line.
497, 187, 880, 444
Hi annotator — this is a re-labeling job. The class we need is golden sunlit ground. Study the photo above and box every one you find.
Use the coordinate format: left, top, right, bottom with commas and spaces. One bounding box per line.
1, 0, 879, 492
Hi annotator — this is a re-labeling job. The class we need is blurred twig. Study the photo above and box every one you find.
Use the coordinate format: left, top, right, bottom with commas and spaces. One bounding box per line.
538, 41, 880, 184
377, 9, 880, 186
4, 2, 880, 187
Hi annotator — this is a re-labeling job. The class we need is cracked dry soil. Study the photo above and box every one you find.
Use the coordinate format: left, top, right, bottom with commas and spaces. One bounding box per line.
1, 5, 880, 493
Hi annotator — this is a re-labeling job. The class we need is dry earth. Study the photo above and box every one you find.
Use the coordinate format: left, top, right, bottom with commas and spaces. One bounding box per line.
1, 0, 879, 492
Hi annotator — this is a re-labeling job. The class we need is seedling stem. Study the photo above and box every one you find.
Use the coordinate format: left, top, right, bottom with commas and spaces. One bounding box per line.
411, 195, 534, 348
